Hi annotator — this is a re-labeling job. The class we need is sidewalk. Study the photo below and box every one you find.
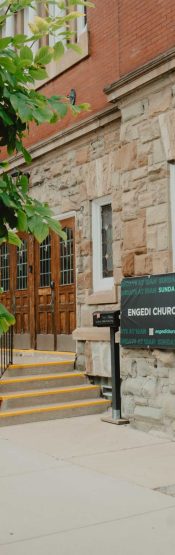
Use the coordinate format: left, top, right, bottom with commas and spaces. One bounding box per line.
0, 414, 175, 554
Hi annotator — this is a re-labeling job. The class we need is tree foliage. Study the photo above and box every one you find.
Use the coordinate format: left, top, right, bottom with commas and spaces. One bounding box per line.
0, 0, 91, 333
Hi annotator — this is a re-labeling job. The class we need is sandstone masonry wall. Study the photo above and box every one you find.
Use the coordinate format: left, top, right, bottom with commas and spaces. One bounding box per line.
118, 73, 175, 436
29, 69, 175, 435
29, 116, 121, 379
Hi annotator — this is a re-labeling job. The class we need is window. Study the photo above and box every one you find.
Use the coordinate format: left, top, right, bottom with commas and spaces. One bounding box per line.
92, 197, 114, 292
16, 239, 28, 290
40, 235, 51, 287
60, 227, 74, 285
0, 244, 10, 292
1, 3, 88, 78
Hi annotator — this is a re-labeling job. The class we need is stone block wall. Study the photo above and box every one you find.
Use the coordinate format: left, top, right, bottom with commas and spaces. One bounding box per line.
29, 115, 121, 380
29, 70, 175, 434
118, 73, 175, 435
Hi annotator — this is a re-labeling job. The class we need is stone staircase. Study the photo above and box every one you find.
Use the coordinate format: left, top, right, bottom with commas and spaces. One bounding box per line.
0, 357, 110, 426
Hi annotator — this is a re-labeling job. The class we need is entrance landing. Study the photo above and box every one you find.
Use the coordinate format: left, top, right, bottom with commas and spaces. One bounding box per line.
13, 349, 75, 366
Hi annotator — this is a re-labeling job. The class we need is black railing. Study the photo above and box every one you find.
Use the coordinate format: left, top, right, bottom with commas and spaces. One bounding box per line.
0, 327, 13, 378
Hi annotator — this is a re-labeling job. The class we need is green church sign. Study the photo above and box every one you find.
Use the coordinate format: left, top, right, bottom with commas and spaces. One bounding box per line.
121, 273, 175, 349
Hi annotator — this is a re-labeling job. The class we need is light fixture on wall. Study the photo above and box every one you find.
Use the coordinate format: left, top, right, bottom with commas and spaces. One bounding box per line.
67, 89, 76, 105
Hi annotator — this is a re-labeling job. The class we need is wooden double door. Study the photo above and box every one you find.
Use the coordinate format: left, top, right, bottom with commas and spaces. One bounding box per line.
0, 218, 76, 350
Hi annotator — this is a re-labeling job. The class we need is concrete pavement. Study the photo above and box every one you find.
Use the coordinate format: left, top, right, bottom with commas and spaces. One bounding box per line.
0, 415, 175, 554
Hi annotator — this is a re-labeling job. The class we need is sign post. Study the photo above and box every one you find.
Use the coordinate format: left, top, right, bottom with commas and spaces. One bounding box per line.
93, 310, 129, 424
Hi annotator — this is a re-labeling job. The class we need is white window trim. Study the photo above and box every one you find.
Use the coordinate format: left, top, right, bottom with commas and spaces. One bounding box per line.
77, 5, 87, 40
2, 5, 88, 85
170, 163, 175, 270
92, 196, 114, 292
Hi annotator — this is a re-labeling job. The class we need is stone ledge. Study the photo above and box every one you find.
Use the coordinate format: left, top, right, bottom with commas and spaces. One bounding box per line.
3, 106, 120, 173
105, 47, 175, 102
73, 327, 120, 342
87, 288, 118, 305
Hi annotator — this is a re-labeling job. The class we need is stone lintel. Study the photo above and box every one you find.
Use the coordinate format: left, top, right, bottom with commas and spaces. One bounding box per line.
105, 47, 175, 103
87, 288, 118, 305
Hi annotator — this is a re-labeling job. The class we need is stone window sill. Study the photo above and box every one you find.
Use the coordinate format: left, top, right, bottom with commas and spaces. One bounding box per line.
36, 28, 89, 89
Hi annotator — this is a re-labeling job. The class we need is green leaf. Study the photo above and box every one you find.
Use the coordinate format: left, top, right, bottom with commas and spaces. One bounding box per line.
20, 45, 33, 63
0, 106, 13, 125
29, 67, 48, 80
0, 37, 12, 49
29, 16, 49, 34
16, 142, 32, 164
78, 102, 91, 111
7, 231, 21, 247
68, 0, 94, 5
0, 303, 15, 330
13, 34, 27, 46
67, 43, 82, 55
53, 41, 65, 61
9, 93, 20, 112
48, 219, 67, 241
34, 46, 53, 66
19, 175, 29, 193
0, 192, 17, 208
48, 97, 68, 117
29, 217, 49, 242
0, 161, 8, 169
0, 57, 16, 73
17, 210, 27, 231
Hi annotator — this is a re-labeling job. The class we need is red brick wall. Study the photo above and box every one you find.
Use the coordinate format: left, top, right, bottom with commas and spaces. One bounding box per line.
3, 0, 175, 156
119, 0, 175, 75
26, 0, 119, 148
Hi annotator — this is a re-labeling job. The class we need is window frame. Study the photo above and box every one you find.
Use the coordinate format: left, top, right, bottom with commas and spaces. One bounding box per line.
92, 196, 114, 292
2, 4, 88, 84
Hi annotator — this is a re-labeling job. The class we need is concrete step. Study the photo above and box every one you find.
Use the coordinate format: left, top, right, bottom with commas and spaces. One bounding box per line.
5, 360, 75, 378
0, 372, 86, 393
0, 399, 111, 426
0, 385, 101, 409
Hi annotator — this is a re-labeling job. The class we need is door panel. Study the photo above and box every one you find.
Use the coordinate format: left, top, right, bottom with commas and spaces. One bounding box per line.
35, 233, 58, 350
13, 234, 34, 348
0, 235, 34, 349
0, 218, 76, 351
0, 243, 11, 313
57, 219, 76, 338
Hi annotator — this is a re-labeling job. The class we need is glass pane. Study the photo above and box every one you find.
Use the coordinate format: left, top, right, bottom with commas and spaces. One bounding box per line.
40, 235, 51, 287
16, 239, 28, 290
101, 204, 113, 278
0, 244, 10, 292
60, 227, 74, 285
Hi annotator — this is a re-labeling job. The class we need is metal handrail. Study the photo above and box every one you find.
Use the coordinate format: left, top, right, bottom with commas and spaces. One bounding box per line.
0, 327, 13, 378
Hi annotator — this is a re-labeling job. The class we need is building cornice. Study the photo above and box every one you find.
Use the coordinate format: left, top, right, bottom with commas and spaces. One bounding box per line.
104, 47, 175, 102
3, 106, 120, 172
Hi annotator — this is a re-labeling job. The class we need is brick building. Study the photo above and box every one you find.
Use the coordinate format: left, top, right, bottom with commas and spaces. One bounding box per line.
3, 1, 175, 434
